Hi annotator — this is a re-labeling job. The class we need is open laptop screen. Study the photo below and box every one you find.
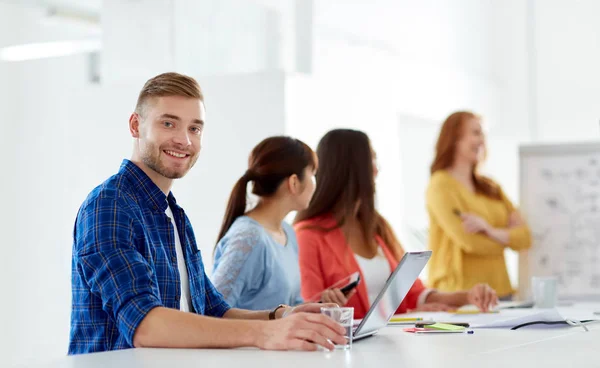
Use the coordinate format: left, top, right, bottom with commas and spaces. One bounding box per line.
353, 251, 432, 338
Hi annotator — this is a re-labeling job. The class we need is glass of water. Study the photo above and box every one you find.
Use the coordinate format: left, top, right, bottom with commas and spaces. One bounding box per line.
320, 307, 354, 350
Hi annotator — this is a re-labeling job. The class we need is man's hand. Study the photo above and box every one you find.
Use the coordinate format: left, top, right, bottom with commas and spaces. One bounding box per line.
467, 283, 498, 312
257, 310, 346, 351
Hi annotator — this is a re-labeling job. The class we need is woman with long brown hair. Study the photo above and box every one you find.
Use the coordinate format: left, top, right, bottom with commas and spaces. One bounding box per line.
211, 136, 349, 310
295, 129, 497, 319
427, 111, 532, 300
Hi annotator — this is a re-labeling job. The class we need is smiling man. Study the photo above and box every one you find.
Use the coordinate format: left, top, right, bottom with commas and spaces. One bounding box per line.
68, 72, 345, 355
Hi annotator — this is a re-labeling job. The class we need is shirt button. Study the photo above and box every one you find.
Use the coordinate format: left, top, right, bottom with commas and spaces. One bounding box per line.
172, 256, 177, 263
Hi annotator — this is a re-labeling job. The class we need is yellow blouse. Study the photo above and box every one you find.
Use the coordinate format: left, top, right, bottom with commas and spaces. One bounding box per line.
426, 170, 531, 297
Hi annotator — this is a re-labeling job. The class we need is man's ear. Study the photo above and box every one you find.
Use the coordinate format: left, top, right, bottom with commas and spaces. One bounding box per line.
129, 113, 141, 138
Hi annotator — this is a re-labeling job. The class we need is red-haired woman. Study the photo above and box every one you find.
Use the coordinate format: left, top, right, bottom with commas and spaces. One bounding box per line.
427, 111, 532, 300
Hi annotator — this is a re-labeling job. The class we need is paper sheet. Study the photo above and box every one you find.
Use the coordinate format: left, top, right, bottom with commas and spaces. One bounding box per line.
465, 308, 564, 328
398, 308, 566, 329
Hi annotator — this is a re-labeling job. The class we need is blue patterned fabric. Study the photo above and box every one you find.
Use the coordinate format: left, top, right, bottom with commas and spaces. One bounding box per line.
212, 216, 303, 310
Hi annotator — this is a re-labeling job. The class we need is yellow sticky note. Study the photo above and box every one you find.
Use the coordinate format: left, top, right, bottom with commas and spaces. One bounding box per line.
424, 323, 466, 331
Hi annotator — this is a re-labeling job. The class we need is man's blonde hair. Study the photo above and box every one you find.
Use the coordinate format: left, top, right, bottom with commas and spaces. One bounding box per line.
135, 72, 204, 116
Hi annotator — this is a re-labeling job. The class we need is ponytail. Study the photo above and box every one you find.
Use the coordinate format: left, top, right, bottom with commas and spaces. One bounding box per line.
214, 136, 316, 255
214, 171, 254, 249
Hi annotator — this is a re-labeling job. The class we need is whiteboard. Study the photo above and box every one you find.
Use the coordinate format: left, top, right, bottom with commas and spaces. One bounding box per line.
519, 142, 600, 301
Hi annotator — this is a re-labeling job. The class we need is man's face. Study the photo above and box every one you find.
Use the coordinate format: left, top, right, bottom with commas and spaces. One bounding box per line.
133, 95, 205, 179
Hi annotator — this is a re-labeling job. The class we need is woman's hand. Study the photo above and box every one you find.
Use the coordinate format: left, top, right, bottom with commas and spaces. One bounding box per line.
461, 213, 492, 234
320, 288, 356, 306
508, 211, 525, 228
467, 283, 498, 312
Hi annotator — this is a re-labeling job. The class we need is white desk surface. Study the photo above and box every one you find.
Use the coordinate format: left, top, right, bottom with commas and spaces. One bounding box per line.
30, 304, 600, 368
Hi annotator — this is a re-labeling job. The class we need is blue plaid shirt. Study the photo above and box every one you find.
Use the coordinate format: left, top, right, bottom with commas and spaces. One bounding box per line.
69, 159, 230, 355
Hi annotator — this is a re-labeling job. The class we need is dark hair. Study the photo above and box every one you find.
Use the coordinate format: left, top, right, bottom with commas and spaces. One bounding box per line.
295, 129, 403, 260
215, 136, 316, 247
431, 111, 500, 200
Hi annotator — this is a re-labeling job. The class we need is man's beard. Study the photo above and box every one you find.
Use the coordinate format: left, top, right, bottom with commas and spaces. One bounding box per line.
141, 143, 198, 179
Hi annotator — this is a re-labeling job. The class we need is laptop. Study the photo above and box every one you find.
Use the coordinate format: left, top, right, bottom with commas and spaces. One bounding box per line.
351, 250, 432, 341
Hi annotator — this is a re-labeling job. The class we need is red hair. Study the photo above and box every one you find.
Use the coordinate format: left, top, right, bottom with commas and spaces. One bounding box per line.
430, 111, 500, 200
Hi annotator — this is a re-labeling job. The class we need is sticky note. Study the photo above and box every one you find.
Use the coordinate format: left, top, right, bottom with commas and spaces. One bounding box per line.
424, 323, 466, 331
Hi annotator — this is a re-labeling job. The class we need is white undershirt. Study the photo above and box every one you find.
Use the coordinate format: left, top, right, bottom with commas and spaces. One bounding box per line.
354, 249, 391, 305
165, 205, 193, 312
355, 248, 435, 306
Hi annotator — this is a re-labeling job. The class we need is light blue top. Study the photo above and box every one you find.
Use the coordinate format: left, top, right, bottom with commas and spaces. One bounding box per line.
211, 216, 304, 310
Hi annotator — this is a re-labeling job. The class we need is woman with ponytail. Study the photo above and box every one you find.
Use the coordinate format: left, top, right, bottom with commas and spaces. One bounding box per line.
211, 136, 351, 310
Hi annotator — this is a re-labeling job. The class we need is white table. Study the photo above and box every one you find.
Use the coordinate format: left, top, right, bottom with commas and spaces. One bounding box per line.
30, 304, 600, 368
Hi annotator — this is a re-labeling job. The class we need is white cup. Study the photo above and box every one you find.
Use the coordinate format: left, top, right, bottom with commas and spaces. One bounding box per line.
532, 276, 558, 308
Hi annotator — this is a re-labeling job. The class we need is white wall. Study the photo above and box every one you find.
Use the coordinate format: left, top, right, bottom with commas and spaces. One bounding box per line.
0, 57, 103, 367
0, 3, 105, 366
313, 0, 501, 122
174, 0, 284, 75
532, 0, 600, 141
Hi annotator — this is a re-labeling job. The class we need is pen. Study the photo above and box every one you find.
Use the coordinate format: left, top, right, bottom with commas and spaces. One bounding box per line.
449, 310, 499, 314
390, 317, 423, 322
412, 329, 474, 334
416, 322, 470, 328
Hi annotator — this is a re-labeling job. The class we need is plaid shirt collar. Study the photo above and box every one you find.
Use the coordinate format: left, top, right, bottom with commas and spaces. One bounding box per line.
119, 159, 181, 213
